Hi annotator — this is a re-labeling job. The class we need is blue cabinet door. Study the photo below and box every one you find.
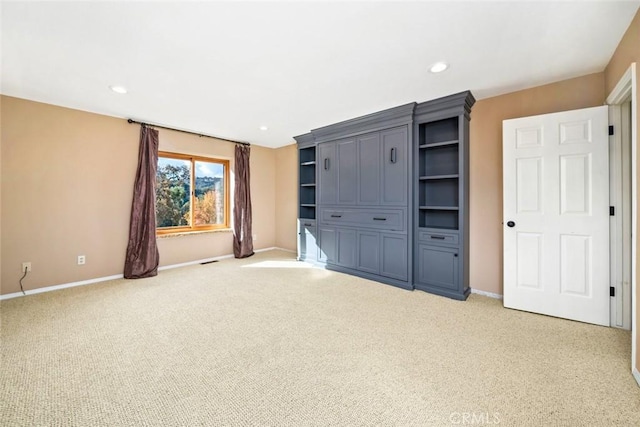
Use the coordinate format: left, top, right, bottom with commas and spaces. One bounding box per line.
381, 233, 408, 281
318, 142, 337, 205
357, 231, 380, 274
381, 127, 407, 206
318, 226, 336, 264
417, 244, 459, 291
337, 139, 357, 205
358, 133, 381, 205
336, 228, 357, 269
298, 220, 317, 261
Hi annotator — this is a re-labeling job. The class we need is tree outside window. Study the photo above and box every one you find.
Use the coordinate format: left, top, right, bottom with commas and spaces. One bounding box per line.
156, 152, 229, 234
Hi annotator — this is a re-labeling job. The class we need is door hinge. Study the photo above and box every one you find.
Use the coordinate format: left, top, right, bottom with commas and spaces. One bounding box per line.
610, 206, 615, 216
609, 125, 614, 136
610, 286, 616, 297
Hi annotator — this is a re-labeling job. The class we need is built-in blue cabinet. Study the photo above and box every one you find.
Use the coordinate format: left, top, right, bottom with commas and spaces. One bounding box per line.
294, 92, 474, 300
413, 92, 475, 300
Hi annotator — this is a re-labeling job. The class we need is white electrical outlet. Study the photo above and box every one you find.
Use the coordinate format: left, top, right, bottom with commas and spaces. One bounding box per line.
253, 234, 258, 242
77, 255, 86, 265
22, 262, 32, 272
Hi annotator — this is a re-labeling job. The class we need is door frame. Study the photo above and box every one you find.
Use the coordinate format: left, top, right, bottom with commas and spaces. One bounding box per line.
606, 63, 637, 381
609, 94, 632, 330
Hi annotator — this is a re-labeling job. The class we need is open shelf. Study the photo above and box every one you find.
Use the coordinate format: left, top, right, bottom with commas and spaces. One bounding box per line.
417, 116, 461, 232
300, 165, 315, 186
419, 206, 459, 210
299, 145, 317, 223
419, 144, 459, 176
419, 117, 459, 145
299, 206, 316, 220
420, 178, 459, 208
299, 147, 316, 164
418, 209, 458, 230
419, 139, 459, 149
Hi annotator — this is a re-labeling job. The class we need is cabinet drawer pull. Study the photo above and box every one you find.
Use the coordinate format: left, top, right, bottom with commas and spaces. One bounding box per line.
373, 217, 387, 221
330, 214, 342, 218
303, 223, 312, 226
430, 235, 446, 240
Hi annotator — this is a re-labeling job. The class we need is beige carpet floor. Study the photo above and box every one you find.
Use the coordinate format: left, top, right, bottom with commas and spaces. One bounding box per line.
1, 249, 639, 426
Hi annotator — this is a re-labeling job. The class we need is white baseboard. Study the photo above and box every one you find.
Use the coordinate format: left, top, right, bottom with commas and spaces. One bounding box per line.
157, 253, 235, 271
268, 247, 297, 254
0, 274, 124, 301
1, 247, 290, 301
471, 288, 503, 299
633, 368, 640, 387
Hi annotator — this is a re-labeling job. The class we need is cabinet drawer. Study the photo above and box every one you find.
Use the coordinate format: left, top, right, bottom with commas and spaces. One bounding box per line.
298, 219, 316, 229
419, 230, 459, 245
320, 208, 405, 231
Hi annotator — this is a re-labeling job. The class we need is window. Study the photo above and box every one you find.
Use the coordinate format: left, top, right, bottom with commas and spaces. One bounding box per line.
156, 152, 229, 234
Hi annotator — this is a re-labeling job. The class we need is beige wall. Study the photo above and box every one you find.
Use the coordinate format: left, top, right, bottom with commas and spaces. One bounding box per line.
603, 8, 640, 375
0, 96, 277, 295
274, 144, 298, 252
469, 72, 606, 295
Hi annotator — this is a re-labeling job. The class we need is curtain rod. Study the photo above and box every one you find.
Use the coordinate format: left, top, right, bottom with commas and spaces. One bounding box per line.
127, 119, 250, 146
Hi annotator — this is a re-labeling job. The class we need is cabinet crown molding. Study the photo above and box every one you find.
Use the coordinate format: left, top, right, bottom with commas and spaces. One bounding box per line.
309, 102, 416, 144
293, 132, 315, 146
414, 91, 476, 122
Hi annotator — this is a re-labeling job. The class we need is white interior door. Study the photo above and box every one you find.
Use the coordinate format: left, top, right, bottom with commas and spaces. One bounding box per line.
503, 106, 610, 326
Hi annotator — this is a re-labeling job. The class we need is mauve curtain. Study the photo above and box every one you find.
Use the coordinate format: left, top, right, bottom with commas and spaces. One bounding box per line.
124, 125, 160, 278
233, 144, 254, 258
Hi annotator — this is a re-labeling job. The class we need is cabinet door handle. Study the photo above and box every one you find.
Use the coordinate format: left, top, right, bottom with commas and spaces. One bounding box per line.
303, 223, 312, 226
390, 147, 397, 164
324, 158, 330, 170
330, 214, 342, 218
454, 254, 458, 257
373, 217, 387, 221
430, 235, 446, 240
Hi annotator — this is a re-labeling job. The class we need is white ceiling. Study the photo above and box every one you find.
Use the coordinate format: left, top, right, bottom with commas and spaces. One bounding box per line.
2, 1, 638, 148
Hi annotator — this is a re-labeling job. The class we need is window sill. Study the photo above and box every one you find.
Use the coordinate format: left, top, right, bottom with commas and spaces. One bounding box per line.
157, 228, 233, 239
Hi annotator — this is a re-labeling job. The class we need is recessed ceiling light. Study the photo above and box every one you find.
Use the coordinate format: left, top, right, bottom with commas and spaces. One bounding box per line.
429, 62, 449, 73
259, 126, 268, 131
109, 85, 128, 94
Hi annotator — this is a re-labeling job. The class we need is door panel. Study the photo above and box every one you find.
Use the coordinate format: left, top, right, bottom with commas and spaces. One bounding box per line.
560, 154, 591, 214
516, 157, 543, 213
337, 139, 357, 204
560, 234, 591, 296
336, 228, 357, 268
318, 142, 337, 205
516, 232, 542, 290
298, 220, 317, 261
380, 234, 408, 281
418, 245, 458, 290
381, 127, 408, 206
357, 231, 380, 274
358, 133, 381, 205
318, 226, 336, 264
503, 105, 609, 326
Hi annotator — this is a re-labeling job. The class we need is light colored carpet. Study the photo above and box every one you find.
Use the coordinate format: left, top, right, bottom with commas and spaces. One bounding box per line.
1, 249, 639, 426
